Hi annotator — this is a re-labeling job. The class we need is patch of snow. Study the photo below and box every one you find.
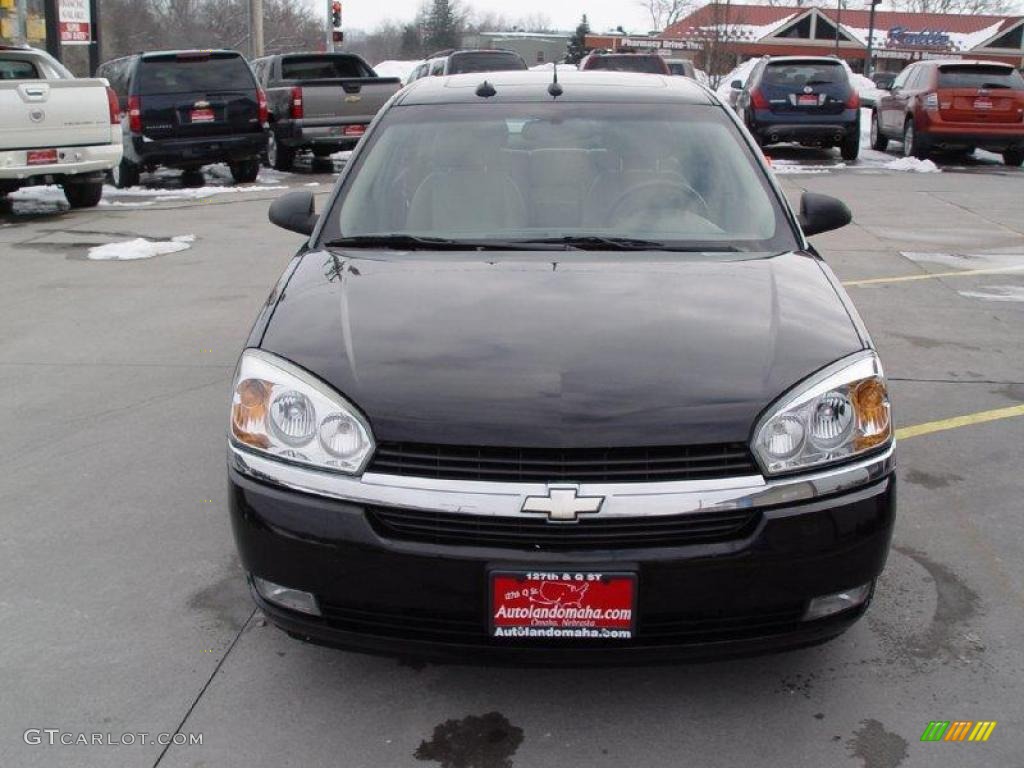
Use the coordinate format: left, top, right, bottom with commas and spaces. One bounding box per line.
902, 252, 1024, 270
330, 150, 353, 162
373, 60, 423, 83
303, 182, 321, 187
883, 157, 940, 173
8, 185, 68, 213
716, 58, 759, 101
87, 235, 195, 261
109, 185, 287, 202
958, 285, 1024, 303
98, 200, 155, 208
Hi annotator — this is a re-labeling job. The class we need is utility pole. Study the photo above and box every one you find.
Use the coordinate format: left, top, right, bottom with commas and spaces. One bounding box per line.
89, 0, 101, 74
865, 0, 880, 77
250, 0, 264, 58
835, 0, 842, 58
44, 0, 61, 62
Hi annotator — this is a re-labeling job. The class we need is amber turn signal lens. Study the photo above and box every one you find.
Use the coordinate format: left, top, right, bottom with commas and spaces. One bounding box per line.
852, 378, 891, 450
232, 378, 271, 449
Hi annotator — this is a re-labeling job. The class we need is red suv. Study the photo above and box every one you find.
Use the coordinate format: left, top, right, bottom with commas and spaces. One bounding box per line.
871, 60, 1024, 166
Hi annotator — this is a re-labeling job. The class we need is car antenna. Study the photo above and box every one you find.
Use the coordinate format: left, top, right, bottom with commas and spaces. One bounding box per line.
476, 80, 497, 98
548, 62, 563, 98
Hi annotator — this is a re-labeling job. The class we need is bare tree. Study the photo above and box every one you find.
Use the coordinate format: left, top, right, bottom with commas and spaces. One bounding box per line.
637, 0, 694, 32
890, 0, 1013, 12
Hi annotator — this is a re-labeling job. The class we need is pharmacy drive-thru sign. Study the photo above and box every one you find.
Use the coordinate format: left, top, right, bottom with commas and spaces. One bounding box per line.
59, 0, 91, 45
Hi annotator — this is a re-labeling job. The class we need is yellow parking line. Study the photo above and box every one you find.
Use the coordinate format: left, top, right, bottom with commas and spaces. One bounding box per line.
844, 265, 1024, 287
897, 404, 1024, 441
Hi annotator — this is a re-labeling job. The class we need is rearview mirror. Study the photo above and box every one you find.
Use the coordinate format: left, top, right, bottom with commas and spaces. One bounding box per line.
269, 191, 318, 236
798, 193, 851, 237
730, 79, 743, 90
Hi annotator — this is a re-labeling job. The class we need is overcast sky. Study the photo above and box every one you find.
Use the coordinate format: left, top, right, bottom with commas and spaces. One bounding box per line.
317, 1, 657, 35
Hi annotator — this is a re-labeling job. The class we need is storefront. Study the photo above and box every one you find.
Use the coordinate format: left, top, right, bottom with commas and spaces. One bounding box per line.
0, 0, 48, 47
0, 0, 95, 68
587, 4, 1024, 76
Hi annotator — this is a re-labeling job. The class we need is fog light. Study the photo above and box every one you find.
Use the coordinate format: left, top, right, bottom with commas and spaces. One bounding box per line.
803, 582, 872, 621
252, 576, 321, 616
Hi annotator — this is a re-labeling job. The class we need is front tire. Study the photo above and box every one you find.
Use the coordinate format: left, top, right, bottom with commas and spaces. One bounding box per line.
230, 158, 260, 184
267, 132, 295, 172
903, 119, 930, 160
63, 181, 103, 209
111, 159, 140, 189
1003, 149, 1024, 167
870, 111, 888, 151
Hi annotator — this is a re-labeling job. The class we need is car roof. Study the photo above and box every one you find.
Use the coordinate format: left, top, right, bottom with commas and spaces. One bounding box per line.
761, 56, 844, 65
920, 58, 1014, 68
397, 70, 717, 106
139, 49, 242, 60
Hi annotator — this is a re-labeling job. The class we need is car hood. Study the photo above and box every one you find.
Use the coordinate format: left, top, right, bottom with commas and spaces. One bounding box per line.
259, 250, 864, 447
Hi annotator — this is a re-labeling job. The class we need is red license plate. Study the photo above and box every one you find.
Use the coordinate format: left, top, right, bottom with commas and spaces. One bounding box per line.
490, 571, 636, 640
343, 124, 367, 137
797, 94, 818, 106
27, 149, 58, 166
191, 108, 215, 123
974, 99, 992, 110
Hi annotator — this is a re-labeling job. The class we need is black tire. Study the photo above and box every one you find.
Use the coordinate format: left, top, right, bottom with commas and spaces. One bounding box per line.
181, 169, 205, 187
312, 147, 334, 158
1003, 149, 1024, 167
840, 127, 860, 161
870, 111, 888, 151
267, 132, 294, 171
63, 181, 103, 209
230, 158, 260, 184
111, 159, 140, 189
903, 119, 930, 160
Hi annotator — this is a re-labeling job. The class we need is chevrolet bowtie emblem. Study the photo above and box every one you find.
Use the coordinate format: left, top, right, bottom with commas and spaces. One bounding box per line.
522, 487, 604, 523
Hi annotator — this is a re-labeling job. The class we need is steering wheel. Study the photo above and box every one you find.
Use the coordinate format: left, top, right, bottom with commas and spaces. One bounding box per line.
607, 179, 710, 225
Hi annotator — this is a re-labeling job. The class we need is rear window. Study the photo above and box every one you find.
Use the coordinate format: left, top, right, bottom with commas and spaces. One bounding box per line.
763, 61, 846, 87
937, 65, 1024, 90
0, 58, 39, 80
448, 52, 526, 75
587, 56, 666, 74
137, 54, 254, 94
281, 55, 372, 80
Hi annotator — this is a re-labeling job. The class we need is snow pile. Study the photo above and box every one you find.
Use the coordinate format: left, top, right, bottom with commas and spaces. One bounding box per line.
883, 157, 940, 173
716, 58, 759, 102
87, 235, 195, 261
373, 60, 423, 83
8, 185, 68, 213
530, 62, 577, 71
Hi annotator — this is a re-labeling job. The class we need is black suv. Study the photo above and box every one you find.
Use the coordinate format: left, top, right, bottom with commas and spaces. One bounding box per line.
734, 56, 860, 161
98, 50, 268, 187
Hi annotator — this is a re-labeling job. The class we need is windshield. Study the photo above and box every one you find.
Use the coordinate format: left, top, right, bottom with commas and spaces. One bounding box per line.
938, 65, 1024, 90
588, 56, 666, 74
448, 52, 526, 74
763, 61, 846, 87
137, 54, 254, 94
281, 55, 373, 80
330, 103, 793, 252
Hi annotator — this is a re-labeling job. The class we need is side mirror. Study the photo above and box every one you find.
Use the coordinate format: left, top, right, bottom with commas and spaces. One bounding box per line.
730, 79, 743, 90
799, 193, 851, 238
269, 190, 318, 236
875, 76, 894, 91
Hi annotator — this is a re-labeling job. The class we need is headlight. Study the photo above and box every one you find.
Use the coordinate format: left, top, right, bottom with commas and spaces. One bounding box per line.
753, 352, 892, 476
229, 349, 374, 474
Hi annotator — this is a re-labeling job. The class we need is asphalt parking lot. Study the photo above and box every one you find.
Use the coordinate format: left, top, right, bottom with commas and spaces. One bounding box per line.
2, 149, 1023, 768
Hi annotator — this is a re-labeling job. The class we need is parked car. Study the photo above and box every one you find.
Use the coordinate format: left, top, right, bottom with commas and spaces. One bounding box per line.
734, 56, 861, 161
579, 52, 670, 75
0, 45, 121, 208
251, 53, 402, 171
406, 49, 528, 84
718, 57, 762, 110
666, 59, 697, 79
228, 70, 895, 663
97, 50, 268, 187
871, 59, 1024, 166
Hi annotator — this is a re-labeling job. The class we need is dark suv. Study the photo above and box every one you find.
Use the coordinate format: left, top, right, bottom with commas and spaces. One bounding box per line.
98, 50, 268, 187
735, 56, 860, 160
580, 53, 670, 75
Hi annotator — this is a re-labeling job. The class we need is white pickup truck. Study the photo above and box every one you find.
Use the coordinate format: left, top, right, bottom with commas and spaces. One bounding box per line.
0, 46, 122, 209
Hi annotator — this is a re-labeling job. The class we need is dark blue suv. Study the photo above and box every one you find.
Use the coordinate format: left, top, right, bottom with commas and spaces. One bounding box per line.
734, 56, 860, 161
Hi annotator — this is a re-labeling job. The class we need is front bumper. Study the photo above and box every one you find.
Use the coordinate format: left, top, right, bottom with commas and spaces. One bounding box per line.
0, 140, 122, 186
228, 445, 896, 663
128, 132, 267, 168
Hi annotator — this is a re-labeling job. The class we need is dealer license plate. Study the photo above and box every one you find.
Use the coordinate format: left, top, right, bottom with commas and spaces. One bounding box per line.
797, 94, 818, 106
27, 149, 58, 165
490, 571, 636, 640
974, 98, 992, 110
191, 108, 215, 123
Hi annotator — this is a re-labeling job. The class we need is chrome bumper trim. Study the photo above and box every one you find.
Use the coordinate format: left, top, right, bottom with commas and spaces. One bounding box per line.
229, 442, 895, 519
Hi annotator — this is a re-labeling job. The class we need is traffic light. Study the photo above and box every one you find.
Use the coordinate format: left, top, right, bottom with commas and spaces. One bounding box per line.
331, 1, 342, 30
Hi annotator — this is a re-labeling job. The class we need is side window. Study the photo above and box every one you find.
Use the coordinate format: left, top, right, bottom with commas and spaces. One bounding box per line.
430, 59, 445, 76
892, 66, 913, 90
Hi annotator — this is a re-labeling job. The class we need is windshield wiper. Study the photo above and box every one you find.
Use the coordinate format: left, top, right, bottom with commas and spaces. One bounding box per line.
325, 234, 570, 251
805, 79, 836, 86
518, 236, 739, 252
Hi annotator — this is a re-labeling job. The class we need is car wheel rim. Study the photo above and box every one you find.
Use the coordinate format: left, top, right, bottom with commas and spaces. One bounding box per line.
904, 125, 913, 156
112, 163, 121, 186
268, 135, 277, 166
870, 117, 878, 145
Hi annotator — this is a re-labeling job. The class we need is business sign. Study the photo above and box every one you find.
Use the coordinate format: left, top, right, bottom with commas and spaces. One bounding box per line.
886, 26, 952, 50
622, 37, 703, 52
59, 0, 92, 45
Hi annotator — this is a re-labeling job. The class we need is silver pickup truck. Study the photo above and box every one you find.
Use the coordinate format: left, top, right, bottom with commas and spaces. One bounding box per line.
251, 53, 401, 171
0, 46, 122, 208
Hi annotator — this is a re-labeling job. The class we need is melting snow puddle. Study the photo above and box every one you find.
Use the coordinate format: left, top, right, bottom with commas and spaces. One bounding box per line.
958, 286, 1024, 302
87, 234, 195, 261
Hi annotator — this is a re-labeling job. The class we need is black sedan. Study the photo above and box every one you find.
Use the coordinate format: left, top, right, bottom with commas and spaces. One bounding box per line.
227, 71, 895, 663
